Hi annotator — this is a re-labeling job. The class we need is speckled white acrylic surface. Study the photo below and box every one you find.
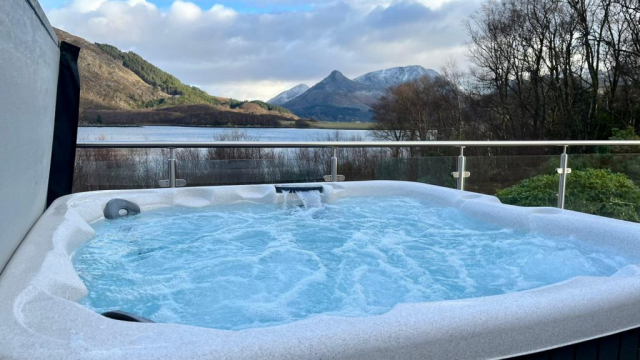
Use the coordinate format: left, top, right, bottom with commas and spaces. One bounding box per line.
2, 181, 640, 360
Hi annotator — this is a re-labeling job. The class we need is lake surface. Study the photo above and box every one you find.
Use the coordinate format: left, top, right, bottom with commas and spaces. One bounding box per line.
78, 126, 375, 142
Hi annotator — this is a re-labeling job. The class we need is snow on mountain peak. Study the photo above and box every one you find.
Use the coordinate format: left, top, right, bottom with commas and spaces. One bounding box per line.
268, 84, 310, 106
354, 65, 438, 88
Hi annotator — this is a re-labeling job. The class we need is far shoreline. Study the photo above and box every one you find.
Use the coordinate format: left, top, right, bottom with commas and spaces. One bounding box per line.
79, 121, 375, 131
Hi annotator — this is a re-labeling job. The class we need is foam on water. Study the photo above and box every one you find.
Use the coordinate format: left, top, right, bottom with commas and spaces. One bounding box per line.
73, 195, 638, 330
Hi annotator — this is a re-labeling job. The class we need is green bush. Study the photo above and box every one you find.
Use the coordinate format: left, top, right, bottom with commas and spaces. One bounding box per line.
295, 120, 312, 128
496, 169, 640, 222
535, 152, 640, 189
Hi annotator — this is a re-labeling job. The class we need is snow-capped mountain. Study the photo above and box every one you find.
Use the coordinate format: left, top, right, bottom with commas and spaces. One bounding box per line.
283, 71, 380, 122
278, 65, 439, 122
268, 84, 310, 106
354, 65, 438, 88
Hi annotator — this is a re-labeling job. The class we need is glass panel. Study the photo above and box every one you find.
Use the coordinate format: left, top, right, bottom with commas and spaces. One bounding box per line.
374, 156, 457, 188
73, 148, 166, 192
569, 153, 640, 184
73, 148, 459, 192
466, 155, 557, 199
462, 152, 640, 223
178, 158, 325, 186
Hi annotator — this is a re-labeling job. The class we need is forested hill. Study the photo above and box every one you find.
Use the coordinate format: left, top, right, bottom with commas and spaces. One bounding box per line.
95, 43, 220, 107
54, 28, 297, 126
94, 42, 293, 115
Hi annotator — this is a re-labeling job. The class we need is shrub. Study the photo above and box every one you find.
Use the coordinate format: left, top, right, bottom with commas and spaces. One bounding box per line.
295, 120, 312, 128
227, 99, 293, 115
496, 169, 640, 222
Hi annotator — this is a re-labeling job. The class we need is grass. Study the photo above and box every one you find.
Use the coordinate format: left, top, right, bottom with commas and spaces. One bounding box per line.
311, 122, 374, 130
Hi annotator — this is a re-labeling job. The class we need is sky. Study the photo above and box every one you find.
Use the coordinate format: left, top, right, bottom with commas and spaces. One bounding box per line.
42, 0, 480, 101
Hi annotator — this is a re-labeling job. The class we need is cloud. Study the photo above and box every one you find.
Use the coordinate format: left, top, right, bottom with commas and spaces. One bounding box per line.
47, 0, 479, 100
202, 79, 307, 101
169, 1, 203, 23
68, 0, 108, 12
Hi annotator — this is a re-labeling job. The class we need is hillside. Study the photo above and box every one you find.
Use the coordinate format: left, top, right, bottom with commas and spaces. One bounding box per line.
279, 66, 438, 122
95, 43, 220, 108
54, 28, 297, 125
54, 29, 168, 111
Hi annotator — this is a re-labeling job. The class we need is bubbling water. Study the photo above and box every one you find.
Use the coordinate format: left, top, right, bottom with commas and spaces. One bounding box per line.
73, 196, 638, 330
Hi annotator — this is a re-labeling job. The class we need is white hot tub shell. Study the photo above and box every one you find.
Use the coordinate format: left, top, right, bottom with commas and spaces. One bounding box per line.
2, 181, 640, 360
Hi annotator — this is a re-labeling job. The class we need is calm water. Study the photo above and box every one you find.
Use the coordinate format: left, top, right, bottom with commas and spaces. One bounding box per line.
73, 195, 636, 330
78, 126, 374, 142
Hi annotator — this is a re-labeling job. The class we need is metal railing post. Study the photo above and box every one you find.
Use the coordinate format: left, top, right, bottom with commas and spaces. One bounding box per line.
169, 148, 177, 188
331, 147, 338, 182
457, 147, 466, 191
158, 148, 186, 188
557, 145, 570, 209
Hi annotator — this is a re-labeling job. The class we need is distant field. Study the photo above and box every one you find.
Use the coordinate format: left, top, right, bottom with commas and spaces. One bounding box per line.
312, 122, 374, 130
279, 120, 374, 130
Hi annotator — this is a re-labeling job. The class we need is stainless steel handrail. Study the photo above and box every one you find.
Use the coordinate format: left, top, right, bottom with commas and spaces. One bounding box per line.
75, 139, 640, 208
76, 140, 640, 148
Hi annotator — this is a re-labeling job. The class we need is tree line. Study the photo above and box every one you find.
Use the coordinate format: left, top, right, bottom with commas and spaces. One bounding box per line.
228, 99, 294, 116
373, 0, 640, 143
82, 106, 285, 128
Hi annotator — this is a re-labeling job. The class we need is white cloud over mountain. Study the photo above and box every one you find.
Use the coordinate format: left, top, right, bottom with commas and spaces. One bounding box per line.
47, 0, 479, 100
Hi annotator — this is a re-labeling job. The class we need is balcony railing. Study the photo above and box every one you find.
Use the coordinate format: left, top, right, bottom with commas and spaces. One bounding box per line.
76, 140, 640, 210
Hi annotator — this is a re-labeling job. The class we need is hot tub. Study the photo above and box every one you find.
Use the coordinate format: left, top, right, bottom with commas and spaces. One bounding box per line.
2, 181, 640, 359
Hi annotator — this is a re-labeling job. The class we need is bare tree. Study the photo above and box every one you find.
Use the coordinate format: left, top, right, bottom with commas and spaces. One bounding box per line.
372, 75, 473, 147
465, 0, 640, 140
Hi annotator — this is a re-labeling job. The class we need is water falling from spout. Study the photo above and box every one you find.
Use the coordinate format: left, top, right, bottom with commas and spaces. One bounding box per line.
281, 190, 323, 210
282, 190, 292, 208
297, 190, 323, 209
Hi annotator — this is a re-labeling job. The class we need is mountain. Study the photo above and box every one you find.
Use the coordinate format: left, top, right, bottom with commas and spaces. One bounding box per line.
95, 42, 223, 108
281, 66, 438, 122
54, 29, 298, 126
354, 65, 438, 88
283, 71, 382, 122
268, 84, 309, 106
